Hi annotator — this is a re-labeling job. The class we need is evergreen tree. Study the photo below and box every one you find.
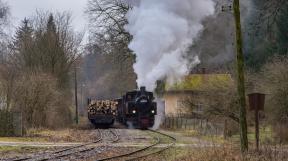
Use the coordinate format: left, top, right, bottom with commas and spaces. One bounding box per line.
35, 14, 72, 89
12, 18, 35, 68
47, 14, 57, 34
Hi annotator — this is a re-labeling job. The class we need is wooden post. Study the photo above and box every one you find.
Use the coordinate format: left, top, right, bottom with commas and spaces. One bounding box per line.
74, 65, 79, 124
255, 109, 259, 150
248, 93, 265, 151
185, 118, 187, 129
224, 119, 228, 139
233, 0, 248, 152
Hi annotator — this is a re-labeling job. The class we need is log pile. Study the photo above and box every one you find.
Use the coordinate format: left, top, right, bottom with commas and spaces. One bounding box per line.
88, 100, 118, 115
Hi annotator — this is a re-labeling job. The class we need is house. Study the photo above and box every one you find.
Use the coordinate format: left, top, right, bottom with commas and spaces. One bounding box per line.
163, 69, 233, 117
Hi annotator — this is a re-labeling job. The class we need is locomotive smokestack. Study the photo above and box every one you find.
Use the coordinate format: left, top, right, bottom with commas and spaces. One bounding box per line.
140, 86, 146, 92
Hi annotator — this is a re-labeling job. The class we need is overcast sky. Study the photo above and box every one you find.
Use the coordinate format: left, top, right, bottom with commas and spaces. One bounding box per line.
9, 0, 88, 32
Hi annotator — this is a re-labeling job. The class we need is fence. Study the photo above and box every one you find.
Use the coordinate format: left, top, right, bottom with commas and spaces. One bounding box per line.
162, 115, 224, 136
0, 110, 14, 136
0, 110, 23, 136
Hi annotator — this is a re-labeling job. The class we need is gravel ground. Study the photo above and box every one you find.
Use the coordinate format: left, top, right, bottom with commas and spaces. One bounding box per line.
0, 129, 154, 161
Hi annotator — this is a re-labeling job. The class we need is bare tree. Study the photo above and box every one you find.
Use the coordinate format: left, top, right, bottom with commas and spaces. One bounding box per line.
260, 56, 288, 122
0, 0, 9, 37
183, 77, 240, 123
84, 0, 136, 96
0, 0, 10, 63
0, 11, 82, 129
86, 0, 132, 58
12, 73, 72, 128
251, 0, 288, 36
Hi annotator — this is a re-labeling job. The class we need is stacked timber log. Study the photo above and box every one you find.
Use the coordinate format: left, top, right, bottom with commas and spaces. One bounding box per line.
88, 100, 118, 115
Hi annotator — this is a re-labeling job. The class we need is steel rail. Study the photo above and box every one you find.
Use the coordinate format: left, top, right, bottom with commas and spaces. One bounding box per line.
47, 129, 120, 161
97, 129, 175, 161
109, 129, 120, 143
39, 129, 105, 161
10, 129, 103, 161
97, 130, 160, 161
125, 130, 176, 161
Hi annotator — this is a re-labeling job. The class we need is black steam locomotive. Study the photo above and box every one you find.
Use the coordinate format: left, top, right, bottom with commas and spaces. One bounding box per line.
87, 86, 157, 129
117, 86, 157, 129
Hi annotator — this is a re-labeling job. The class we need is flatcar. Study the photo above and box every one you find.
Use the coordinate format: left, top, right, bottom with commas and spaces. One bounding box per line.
87, 99, 117, 128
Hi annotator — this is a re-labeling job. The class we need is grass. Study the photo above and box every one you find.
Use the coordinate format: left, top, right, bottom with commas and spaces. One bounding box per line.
0, 128, 98, 143
0, 137, 47, 142
163, 129, 226, 144
142, 147, 191, 161
228, 126, 274, 144
139, 144, 288, 161
26, 128, 96, 142
0, 146, 23, 152
0, 146, 48, 152
0, 145, 52, 158
145, 127, 286, 161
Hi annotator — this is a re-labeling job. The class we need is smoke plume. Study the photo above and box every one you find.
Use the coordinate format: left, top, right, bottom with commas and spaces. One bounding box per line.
125, 0, 215, 90
152, 99, 165, 130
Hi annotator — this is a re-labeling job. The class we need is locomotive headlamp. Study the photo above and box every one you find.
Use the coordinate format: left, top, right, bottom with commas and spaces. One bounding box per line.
132, 110, 136, 114
151, 110, 155, 114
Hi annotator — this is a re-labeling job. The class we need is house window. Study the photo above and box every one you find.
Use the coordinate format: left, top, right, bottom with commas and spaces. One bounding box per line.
176, 99, 188, 115
194, 103, 203, 113
176, 99, 185, 108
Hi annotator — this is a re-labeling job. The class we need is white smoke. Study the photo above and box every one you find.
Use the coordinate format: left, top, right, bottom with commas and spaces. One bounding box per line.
125, 0, 215, 90
152, 99, 165, 130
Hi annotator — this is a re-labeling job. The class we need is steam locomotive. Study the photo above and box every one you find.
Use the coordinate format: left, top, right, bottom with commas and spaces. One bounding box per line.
87, 86, 157, 129
117, 86, 157, 129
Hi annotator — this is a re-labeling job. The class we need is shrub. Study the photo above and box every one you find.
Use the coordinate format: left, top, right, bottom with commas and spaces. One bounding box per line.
12, 73, 73, 129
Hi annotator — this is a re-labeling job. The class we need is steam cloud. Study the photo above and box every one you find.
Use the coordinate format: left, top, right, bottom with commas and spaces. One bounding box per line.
125, 0, 215, 90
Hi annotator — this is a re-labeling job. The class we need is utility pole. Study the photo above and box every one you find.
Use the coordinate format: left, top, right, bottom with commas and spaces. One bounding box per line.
233, 0, 248, 152
80, 84, 86, 116
74, 65, 79, 124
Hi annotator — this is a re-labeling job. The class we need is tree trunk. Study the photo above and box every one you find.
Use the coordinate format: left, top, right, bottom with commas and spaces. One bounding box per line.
233, 0, 249, 152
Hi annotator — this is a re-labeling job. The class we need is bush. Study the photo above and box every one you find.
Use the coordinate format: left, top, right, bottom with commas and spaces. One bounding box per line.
259, 56, 288, 142
12, 73, 73, 129
273, 122, 288, 143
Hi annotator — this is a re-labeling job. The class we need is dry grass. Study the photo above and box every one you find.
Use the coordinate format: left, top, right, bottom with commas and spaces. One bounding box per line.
0, 146, 53, 159
139, 144, 288, 161
138, 129, 288, 161
24, 128, 98, 142
177, 145, 288, 161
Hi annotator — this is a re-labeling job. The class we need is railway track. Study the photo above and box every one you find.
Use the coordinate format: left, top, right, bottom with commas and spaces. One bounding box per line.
52, 129, 119, 161
8, 129, 119, 161
97, 129, 176, 161
3, 129, 174, 161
